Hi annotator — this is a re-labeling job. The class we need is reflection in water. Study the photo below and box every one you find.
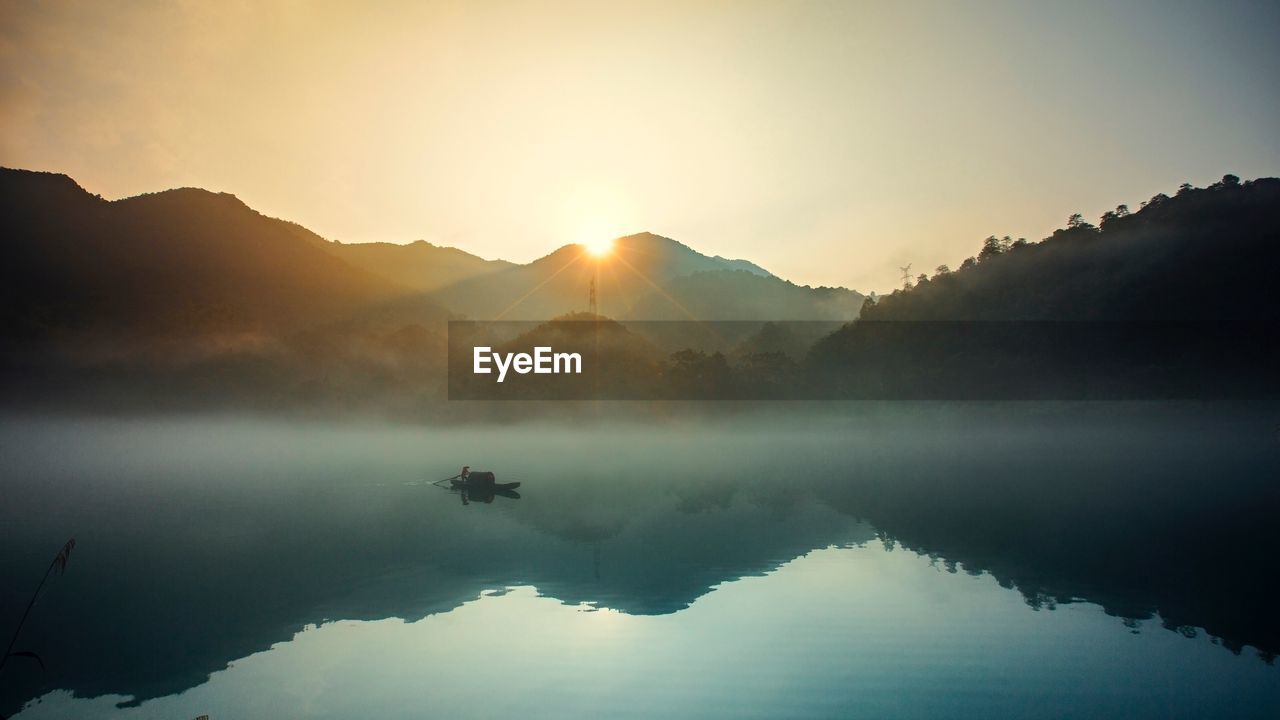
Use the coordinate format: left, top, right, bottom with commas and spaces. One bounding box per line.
0, 405, 1277, 717
13, 546, 1280, 720
457, 484, 522, 504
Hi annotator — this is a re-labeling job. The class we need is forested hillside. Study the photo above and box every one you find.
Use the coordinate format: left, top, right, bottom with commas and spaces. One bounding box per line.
808, 176, 1280, 398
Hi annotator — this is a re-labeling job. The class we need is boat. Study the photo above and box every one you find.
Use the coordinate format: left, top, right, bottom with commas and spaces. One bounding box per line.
449, 471, 520, 492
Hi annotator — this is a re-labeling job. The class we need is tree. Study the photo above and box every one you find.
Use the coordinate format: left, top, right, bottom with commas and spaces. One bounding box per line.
664, 349, 731, 398
1220, 174, 1240, 187
1067, 213, 1087, 229
1115, 204, 1130, 216
979, 235, 1001, 261
934, 264, 951, 276
979, 235, 1012, 261
734, 351, 798, 397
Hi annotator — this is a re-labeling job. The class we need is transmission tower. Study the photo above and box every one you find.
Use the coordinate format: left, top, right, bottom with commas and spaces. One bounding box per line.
899, 263, 913, 290
588, 275, 598, 316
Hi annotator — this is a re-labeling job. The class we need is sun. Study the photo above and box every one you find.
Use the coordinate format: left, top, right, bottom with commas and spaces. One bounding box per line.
583, 237, 614, 257
560, 186, 632, 259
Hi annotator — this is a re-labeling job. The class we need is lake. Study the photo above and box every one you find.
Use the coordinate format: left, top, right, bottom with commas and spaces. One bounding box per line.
1, 404, 1277, 718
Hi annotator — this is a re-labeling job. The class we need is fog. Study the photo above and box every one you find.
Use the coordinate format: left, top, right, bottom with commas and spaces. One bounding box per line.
2, 403, 1277, 715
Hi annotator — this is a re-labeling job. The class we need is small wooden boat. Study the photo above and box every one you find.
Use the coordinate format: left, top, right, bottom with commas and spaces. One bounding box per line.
450, 471, 520, 492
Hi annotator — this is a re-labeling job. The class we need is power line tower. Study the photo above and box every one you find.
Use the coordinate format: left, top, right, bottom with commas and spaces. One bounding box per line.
899, 263, 913, 290
588, 275, 598, 316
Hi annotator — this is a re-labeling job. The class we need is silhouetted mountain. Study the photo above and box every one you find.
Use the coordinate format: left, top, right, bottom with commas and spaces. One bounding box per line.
0, 168, 419, 345
0, 167, 455, 413
13, 166, 1270, 408
327, 239, 514, 293
625, 269, 863, 320
7, 169, 866, 413
849, 175, 1280, 323
431, 232, 783, 320
806, 175, 1280, 399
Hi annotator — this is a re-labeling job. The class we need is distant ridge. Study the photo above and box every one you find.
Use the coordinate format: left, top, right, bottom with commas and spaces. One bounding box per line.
328, 239, 514, 293
431, 231, 858, 320
626, 269, 863, 321
710, 255, 773, 278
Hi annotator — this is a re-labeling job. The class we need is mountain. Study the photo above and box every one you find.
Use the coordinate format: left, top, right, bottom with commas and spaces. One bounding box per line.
837, 176, 1280, 323
708, 255, 772, 278
429, 232, 783, 320
0, 167, 871, 412
0, 167, 422, 346
327, 239, 514, 293
0, 167, 454, 412
807, 175, 1280, 399
625, 269, 864, 320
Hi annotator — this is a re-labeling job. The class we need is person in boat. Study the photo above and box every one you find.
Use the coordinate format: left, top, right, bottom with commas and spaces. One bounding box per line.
454, 466, 472, 505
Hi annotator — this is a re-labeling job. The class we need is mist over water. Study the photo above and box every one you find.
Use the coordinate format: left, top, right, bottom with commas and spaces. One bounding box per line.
1, 404, 1278, 718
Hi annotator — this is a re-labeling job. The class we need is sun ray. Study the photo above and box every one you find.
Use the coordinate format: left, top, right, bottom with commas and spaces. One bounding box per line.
611, 253, 702, 322
493, 249, 586, 320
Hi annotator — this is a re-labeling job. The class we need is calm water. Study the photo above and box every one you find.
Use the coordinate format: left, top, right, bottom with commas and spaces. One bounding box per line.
1, 405, 1278, 718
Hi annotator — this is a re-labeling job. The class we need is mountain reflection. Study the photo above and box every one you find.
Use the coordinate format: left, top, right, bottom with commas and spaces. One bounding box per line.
0, 404, 1276, 714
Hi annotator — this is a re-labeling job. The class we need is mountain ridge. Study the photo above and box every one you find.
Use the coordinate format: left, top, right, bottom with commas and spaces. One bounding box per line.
327, 238, 515, 294
1, 168, 850, 323
430, 231, 853, 320
0, 166, 862, 412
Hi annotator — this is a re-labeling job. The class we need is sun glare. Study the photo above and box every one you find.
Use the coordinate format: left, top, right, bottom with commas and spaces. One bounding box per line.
584, 237, 614, 257
561, 187, 632, 260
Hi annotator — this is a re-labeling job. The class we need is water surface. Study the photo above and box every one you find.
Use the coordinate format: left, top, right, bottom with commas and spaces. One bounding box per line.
1, 405, 1277, 718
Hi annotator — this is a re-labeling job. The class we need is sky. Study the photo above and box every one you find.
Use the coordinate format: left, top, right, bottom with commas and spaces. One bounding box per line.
2, 0, 1278, 292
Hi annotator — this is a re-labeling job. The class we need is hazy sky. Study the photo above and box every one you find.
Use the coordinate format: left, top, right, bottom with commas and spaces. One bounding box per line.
3, 1, 1278, 291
